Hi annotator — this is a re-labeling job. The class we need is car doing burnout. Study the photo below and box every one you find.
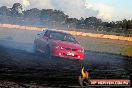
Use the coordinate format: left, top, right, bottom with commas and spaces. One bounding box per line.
34, 29, 85, 60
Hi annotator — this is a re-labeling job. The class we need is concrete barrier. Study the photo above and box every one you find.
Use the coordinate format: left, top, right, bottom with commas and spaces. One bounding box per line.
0, 23, 132, 42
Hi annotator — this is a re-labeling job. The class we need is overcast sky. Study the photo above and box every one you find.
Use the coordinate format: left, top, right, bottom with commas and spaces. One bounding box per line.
0, 0, 132, 21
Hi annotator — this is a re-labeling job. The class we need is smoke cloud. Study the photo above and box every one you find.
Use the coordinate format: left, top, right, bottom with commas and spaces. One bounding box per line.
26, 0, 98, 19
85, 2, 114, 21
23, 0, 30, 8
0, 0, 113, 21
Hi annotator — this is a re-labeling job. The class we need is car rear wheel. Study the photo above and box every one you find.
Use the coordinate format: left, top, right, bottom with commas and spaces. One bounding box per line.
33, 43, 41, 56
33, 43, 37, 52
45, 45, 51, 58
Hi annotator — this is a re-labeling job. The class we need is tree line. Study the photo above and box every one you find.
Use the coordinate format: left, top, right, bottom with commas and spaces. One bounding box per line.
0, 3, 132, 34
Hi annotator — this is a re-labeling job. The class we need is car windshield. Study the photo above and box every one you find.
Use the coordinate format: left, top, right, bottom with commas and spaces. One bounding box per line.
49, 31, 76, 42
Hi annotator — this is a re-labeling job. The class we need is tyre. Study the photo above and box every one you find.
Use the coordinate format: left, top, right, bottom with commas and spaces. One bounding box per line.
45, 45, 51, 58
33, 43, 37, 52
33, 43, 39, 55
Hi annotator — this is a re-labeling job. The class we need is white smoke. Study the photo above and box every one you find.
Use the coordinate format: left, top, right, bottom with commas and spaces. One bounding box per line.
24, 0, 114, 21
0, 0, 113, 21
26, 0, 98, 19
85, 2, 114, 21
22, 0, 30, 8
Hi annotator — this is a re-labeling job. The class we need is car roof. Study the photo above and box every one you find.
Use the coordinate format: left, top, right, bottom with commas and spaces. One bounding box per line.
43, 29, 70, 35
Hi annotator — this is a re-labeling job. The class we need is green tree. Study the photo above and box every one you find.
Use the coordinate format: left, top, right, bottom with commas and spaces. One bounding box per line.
11, 3, 23, 16
0, 6, 11, 16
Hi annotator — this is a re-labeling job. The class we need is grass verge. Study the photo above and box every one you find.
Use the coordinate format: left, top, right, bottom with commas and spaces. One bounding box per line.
77, 36, 132, 57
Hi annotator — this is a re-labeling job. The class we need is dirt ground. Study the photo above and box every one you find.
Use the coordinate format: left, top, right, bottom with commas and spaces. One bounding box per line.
0, 45, 132, 88
0, 28, 132, 88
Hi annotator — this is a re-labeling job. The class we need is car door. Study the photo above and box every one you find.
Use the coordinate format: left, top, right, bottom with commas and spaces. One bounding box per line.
39, 30, 49, 52
34, 31, 43, 50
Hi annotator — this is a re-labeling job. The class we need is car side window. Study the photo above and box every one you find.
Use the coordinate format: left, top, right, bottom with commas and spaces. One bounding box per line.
65, 34, 76, 42
44, 30, 49, 37
39, 30, 47, 36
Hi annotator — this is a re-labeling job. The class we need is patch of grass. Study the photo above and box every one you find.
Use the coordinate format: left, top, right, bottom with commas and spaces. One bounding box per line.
78, 37, 132, 57
121, 45, 132, 57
